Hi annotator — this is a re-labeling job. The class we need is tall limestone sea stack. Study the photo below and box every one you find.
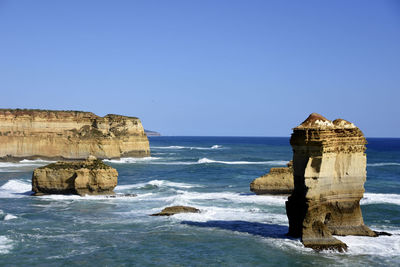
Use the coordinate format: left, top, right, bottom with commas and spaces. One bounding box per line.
0, 109, 150, 160
286, 113, 376, 251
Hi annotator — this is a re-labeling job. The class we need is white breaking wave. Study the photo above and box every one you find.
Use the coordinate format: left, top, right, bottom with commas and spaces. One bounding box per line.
104, 157, 288, 166
142, 190, 288, 207
361, 193, 400, 206
367, 162, 400, 167
152, 146, 186, 149
0, 180, 32, 198
152, 145, 224, 150
115, 180, 204, 190
335, 229, 400, 257
0, 209, 18, 221
0, 159, 54, 172
196, 158, 288, 165
103, 157, 160, 164
19, 159, 54, 164
171, 206, 288, 225
0, 236, 13, 254
147, 180, 204, 189
4, 214, 17, 220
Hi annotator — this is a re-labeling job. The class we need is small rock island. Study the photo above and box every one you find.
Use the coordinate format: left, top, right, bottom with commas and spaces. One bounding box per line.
151, 206, 200, 216
250, 161, 294, 195
32, 156, 118, 196
0, 109, 150, 161
286, 113, 376, 251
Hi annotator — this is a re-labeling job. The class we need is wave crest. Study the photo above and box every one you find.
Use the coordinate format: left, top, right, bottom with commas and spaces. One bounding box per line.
197, 158, 288, 165
367, 162, 400, 167
0, 236, 13, 254
103, 157, 160, 164
0, 159, 54, 172
152, 145, 223, 150
362, 193, 400, 206
116, 180, 204, 191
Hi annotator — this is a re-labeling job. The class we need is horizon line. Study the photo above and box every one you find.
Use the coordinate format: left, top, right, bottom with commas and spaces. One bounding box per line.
148, 135, 400, 139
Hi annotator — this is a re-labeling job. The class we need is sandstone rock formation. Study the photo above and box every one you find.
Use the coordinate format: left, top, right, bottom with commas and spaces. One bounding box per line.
151, 206, 200, 216
0, 109, 150, 160
32, 157, 118, 196
250, 161, 294, 195
286, 113, 376, 251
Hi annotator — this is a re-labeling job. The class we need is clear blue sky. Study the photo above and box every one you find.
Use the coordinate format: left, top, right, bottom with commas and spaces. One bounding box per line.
0, 0, 399, 137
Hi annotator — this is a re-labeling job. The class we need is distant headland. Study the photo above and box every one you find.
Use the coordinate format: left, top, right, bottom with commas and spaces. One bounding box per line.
144, 129, 161, 136
0, 109, 150, 161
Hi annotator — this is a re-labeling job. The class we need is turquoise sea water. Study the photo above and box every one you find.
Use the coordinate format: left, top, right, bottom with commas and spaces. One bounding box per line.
0, 137, 399, 266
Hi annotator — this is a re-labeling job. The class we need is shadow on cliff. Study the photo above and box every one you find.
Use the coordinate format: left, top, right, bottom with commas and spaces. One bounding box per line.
181, 220, 297, 240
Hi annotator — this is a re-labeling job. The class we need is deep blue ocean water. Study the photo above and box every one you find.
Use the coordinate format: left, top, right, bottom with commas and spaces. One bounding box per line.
0, 137, 399, 266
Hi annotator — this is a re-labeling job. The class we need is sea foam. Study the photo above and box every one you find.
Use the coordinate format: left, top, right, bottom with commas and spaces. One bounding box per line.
171, 206, 288, 225
4, 214, 17, 221
104, 157, 288, 166
115, 180, 204, 191
335, 230, 400, 256
196, 158, 288, 165
367, 162, 400, 167
0, 180, 32, 198
103, 157, 160, 164
362, 193, 400, 206
0, 159, 54, 172
0, 236, 13, 254
152, 145, 224, 150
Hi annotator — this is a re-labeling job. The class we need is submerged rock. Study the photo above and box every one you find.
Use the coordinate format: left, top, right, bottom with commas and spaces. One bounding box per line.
286, 113, 376, 252
0, 109, 150, 161
151, 206, 200, 216
250, 161, 294, 195
32, 157, 118, 196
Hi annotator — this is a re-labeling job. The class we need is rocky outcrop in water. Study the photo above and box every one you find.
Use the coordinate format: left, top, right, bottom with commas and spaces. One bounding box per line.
286, 113, 376, 251
250, 161, 294, 195
0, 109, 150, 160
32, 156, 118, 196
151, 206, 200, 216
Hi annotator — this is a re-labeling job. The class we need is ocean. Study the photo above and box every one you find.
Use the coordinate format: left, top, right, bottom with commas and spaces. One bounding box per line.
0, 137, 399, 266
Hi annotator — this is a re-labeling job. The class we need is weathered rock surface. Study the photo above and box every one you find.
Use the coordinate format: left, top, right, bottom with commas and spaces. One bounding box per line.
250, 161, 294, 195
0, 109, 150, 160
286, 113, 376, 252
151, 206, 200, 216
32, 157, 118, 196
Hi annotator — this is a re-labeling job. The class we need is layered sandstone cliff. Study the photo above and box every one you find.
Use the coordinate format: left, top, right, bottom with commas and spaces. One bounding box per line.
0, 109, 150, 160
32, 156, 118, 196
286, 113, 376, 251
250, 161, 293, 195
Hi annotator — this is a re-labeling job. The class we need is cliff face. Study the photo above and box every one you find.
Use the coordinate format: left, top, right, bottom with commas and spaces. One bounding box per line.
250, 161, 294, 195
286, 113, 376, 251
0, 109, 150, 160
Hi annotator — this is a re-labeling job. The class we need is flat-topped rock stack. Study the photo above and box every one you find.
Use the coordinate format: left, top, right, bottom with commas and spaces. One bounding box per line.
0, 109, 150, 161
250, 161, 294, 195
32, 156, 118, 196
286, 113, 376, 251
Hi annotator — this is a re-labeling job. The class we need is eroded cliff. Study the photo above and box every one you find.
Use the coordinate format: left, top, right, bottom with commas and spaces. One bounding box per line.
0, 109, 150, 160
286, 113, 376, 251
